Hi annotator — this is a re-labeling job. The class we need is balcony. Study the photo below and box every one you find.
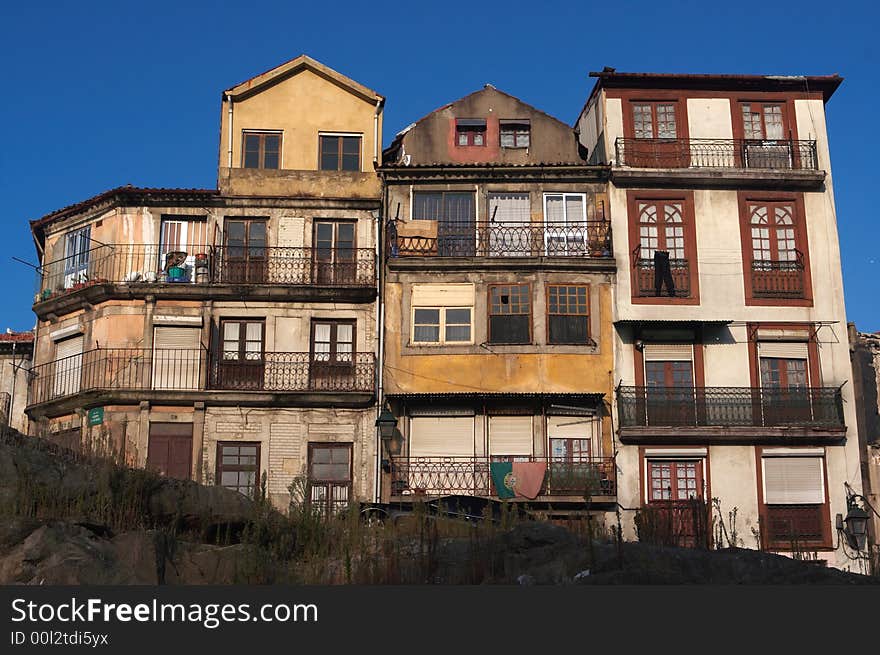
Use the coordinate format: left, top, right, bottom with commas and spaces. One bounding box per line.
33, 244, 376, 318
26, 348, 375, 415
387, 219, 613, 272
632, 246, 691, 298
751, 253, 806, 299
612, 138, 824, 189
616, 386, 845, 444
389, 456, 616, 502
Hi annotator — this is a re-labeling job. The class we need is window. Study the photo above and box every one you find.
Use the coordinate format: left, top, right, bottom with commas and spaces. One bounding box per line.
761, 455, 828, 547
648, 460, 703, 502
309, 443, 352, 515
222, 218, 267, 283
412, 308, 472, 344
159, 217, 209, 281
543, 193, 587, 255
487, 193, 530, 255
643, 344, 696, 426
242, 132, 280, 169
63, 226, 91, 287
455, 119, 486, 146
311, 320, 354, 364
632, 102, 678, 139
742, 103, 785, 140
319, 134, 361, 171
500, 120, 530, 148
313, 221, 356, 285
547, 285, 589, 344
216, 442, 260, 497
412, 191, 476, 256
757, 340, 812, 425
215, 320, 264, 390
489, 284, 531, 344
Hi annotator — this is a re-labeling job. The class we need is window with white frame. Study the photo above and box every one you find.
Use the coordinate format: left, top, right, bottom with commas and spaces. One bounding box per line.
410, 283, 475, 345
543, 193, 587, 255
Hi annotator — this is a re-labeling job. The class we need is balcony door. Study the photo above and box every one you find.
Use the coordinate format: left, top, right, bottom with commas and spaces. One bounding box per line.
63, 226, 91, 288
644, 344, 695, 425
152, 326, 201, 390
313, 221, 355, 285
52, 334, 83, 399
636, 201, 688, 297
159, 218, 209, 282
216, 320, 264, 390
749, 203, 804, 298
647, 459, 707, 547
487, 193, 530, 256
544, 193, 587, 255
309, 320, 355, 391
223, 219, 267, 283
308, 443, 352, 516
758, 341, 811, 425
741, 103, 792, 169
413, 192, 476, 257
628, 102, 687, 167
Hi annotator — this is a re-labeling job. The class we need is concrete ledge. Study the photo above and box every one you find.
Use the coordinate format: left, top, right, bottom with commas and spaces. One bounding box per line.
611, 167, 826, 190
388, 256, 617, 273
618, 425, 846, 445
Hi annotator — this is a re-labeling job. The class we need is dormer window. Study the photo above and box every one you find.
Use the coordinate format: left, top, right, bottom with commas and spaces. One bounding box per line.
456, 119, 486, 146
500, 120, 530, 148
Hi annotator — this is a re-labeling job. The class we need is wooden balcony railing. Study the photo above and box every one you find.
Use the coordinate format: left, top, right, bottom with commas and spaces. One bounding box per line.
765, 504, 825, 546
387, 220, 612, 259
751, 252, 806, 299
34, 244, 375, 302
614, 137, 819, 170
28, 348, 375, 405
616, 386, 844, 429
632, 246, 691, 297
389, 456, 616, 498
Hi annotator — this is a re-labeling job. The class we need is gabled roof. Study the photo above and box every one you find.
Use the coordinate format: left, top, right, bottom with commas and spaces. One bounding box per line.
224, 54, 384, 104
383, 84, 576, 163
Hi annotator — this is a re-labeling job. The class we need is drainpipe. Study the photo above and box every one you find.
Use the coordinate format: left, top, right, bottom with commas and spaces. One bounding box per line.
373, 98, 382, 166
226, 93, 234, 169
374, 196, 384, 502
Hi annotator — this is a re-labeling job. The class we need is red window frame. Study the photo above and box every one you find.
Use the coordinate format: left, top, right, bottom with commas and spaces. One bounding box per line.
455, 120, 487, 147
647, 459, 704, 503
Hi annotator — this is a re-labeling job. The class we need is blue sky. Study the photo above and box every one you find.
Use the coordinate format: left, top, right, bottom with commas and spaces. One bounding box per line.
1, 0, 877, 331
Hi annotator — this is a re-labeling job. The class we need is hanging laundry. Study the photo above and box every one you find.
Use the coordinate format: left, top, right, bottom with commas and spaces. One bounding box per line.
653, 250, 676, 296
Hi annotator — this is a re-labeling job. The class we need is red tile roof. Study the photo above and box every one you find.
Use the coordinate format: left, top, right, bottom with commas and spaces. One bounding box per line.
0, 332, 34, 343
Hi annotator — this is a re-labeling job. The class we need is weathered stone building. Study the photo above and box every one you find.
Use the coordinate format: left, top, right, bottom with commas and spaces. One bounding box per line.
850, 325, 880, 549
0, 331, 33, 433
26, 56, 383, 511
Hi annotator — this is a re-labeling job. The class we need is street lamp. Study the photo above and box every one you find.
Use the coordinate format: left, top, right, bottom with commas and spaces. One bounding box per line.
843, 496, 870, 551
375, 406, 398, 454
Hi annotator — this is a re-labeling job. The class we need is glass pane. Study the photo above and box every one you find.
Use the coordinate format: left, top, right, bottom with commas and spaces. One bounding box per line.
545, 195, 564, 222
246, 323, 262, 340
223, 323, 239, 340
336, 324, 353, 344
414, 308, 440, 325
413, 326, 440, 342
320, 136, 339, 170
412, 192, 443, 220
314, 324, 331, 342
500, 130, 515, 147
445, 308, 470, 324
445, 325, 470, 342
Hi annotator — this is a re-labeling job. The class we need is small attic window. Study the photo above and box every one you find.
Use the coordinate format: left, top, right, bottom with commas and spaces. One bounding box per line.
456, 119, 486, 146
500, 120, 530, 148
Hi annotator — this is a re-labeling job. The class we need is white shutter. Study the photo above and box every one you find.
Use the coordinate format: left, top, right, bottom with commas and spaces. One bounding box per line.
409, 417, 474, 457
763, 457, 824, 504
757, 342, 809, 359
53, 335, 83, 398
488, 416, 533, 456
488, 194, 530, 224
411, 284, 475, 307
152, 327, 201, 390
643, 344, 694, 361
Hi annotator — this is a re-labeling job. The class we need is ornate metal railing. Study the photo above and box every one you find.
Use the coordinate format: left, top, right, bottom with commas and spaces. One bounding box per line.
616, 386, 844, 429
211, 246, 375, 286
389, 456, 616, 498
751, 251, 806, 298
614, 137, 819, 170
34, 244, 376, 302
387, 220, 612, 258
209, 352, 375, 393
632, 246, 690, 297
29, 348, 375, 405
29, 348, 206, 406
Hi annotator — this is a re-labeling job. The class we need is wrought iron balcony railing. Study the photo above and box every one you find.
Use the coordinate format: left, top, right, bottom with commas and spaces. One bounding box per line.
614, 137, 819, 171
751, 251, 806, 299
34, 244, 376, 302
616, 386, 844, 429
764, 504, 826, 546
387, 220, 612, 259
389, 456, 616, 498
209, 352, 375, 393
632, 246, 691, 298
28, 348, 375, 405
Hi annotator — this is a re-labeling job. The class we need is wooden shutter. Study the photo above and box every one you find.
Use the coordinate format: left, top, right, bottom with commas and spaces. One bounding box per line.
152, 327, 201, 390
409, 417, 474, 458
488, 416, 533, 456
757, 342, 809, 359
763, 456, 824, 504
53, 335, 83, 397
643, 344, 693, 361
411, 284, 475, 307
547, 415, 600, 441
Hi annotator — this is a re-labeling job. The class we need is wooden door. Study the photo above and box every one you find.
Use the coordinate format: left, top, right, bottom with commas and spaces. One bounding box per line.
223, 219, 267, 283
647, 460, 707, 547
147, 423, 193, 480
645, 358, 695, 425
216, 320, 264, 390
313, 221, 356, 285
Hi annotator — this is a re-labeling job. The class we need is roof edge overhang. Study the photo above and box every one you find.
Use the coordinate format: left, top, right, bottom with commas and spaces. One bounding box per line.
587, 70, 842, 102
224, 54, 384, 105
386, 392, 605, 403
